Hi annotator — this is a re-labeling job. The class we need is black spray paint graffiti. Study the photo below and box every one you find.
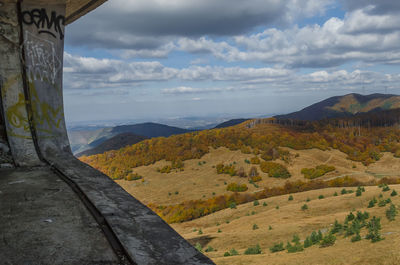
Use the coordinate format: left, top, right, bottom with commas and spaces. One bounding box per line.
21, 9, 65, 40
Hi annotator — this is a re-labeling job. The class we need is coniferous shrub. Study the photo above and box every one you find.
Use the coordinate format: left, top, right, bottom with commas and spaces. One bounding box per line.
286, 234, 303, 253
390, 190, 398, 196
310, 231, 321, 244
351, 232, 361, 242
244, 244, 262, 255
368, 197, 377, 208
366, 216, 383, 242
382, 184, 390, 192
386, 204, 397, 221
270, 242, 285, 253
331, 220, 342, 234
303, 236, 312, 248
320, 233, 336, 247
347, 212, 355, 221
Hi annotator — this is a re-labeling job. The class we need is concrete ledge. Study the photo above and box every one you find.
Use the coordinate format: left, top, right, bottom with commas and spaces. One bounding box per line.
0, 167, 120, 264
46, 153, 215, 265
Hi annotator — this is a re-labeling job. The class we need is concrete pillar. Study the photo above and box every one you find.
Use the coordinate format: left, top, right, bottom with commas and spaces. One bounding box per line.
0, 0, 70, 166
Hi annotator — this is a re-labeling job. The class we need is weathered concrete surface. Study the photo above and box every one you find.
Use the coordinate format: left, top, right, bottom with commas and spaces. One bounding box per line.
49, 154, 215, 265
20, 2, 72, 158
0, 2, 42, 166
0, 167, 120, 264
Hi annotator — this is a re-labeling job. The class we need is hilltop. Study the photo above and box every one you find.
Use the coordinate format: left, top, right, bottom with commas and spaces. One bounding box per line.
276, 93, 400, 121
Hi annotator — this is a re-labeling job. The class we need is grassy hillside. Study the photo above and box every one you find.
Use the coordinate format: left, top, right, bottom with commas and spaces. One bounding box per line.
171, 184, 400, 264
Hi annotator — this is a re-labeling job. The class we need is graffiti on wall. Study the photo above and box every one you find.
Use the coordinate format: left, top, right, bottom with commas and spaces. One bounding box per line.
5, 82, 63, 138
22, 31, 62, 85
21, 8, 65, 40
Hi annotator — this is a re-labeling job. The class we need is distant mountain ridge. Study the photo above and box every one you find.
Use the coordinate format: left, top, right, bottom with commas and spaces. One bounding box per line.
76, 132, 147, 157
70, 122, 192, 155
275, 93, 400, 121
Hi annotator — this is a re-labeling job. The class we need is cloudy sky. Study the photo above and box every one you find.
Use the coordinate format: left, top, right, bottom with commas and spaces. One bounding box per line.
63, 0, 400, 123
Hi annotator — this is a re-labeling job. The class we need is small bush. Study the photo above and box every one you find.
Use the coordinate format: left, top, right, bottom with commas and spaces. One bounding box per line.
229, 201, 237, 209
253, 200, 260, 206
195, 243, 203, 252
318, 195, 324, 199
368, 197, 377, 208
244, 244, 262, 255
250, 156, 260, 164
270, 242, 285, 253
382, 185, 390, 192
244, 159, 250, 164
269, 225, 272, 230
391, 190, 398, 196
124, 172, 143, 181
288, 195, 294, 201
260, 161, 291, 178
276, 205, 279, 210
320, 233, 336, 247
253, 224, 259, 230
218, 229, 222, 233
205, 246, 215, 252
226, 182, 248, 192
224, 248, 239, 256
301, 204, 308, 210
341, 188, 348, 195
386, 204, 397, 221
334, 192, 338, 196
331, 220, 342, 234
263, 202, 268, 207
366, 216, 383, 242
351, 232, 361, 242
301, 164, 335, 179
198, 229, 203, 235
286, 235, 303, 253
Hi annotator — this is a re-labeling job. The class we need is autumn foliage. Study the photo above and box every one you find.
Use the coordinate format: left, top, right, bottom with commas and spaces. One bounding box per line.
301, 164, 336, 179
149, 176, 400, 223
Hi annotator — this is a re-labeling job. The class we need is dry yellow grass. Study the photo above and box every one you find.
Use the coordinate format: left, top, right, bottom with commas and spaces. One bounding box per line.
115, 147, 400, 206
112, 146, 400, 264
171, 184, 400, 265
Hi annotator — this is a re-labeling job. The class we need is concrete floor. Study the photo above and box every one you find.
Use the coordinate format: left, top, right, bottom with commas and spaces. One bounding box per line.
0, 167, 120, 265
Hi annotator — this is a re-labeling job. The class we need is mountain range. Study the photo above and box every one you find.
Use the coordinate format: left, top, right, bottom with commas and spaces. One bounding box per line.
275, 93, 400, 121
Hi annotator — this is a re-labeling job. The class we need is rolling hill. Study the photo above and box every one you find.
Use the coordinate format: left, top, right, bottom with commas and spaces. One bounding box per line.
69, 122, 192, 155
276, 93, 400, 121
78, 96, 400, 264
214, 119, 249, 128
76, 132, 147, 157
